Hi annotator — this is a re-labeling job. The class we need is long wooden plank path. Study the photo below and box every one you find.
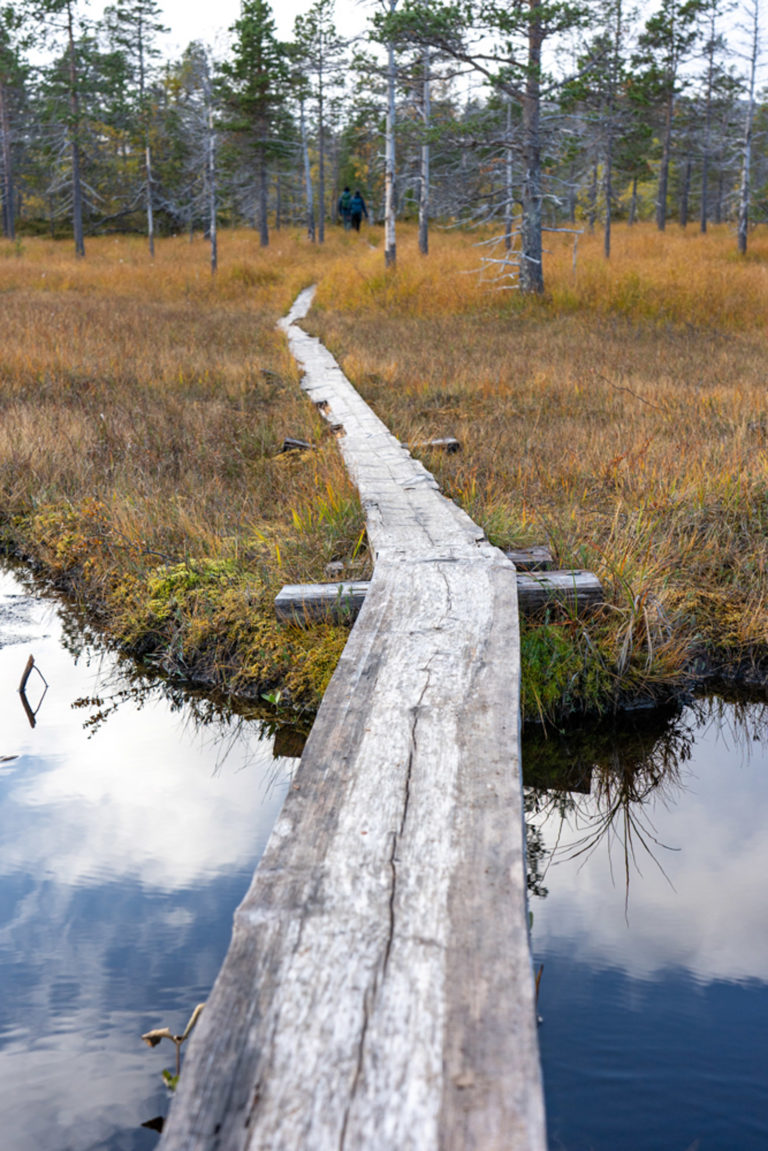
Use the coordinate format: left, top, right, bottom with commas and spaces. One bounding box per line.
159, 287, 547, 1151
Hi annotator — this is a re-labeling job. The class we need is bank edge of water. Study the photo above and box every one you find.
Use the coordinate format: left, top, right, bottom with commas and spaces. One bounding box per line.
4, 519, 767, 740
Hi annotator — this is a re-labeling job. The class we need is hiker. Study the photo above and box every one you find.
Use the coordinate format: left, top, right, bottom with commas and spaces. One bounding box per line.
337, 186, 352, 230
349, 189, 368, 232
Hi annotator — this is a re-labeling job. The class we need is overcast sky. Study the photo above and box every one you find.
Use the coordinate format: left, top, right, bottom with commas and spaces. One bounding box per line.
88, 0, 371, 60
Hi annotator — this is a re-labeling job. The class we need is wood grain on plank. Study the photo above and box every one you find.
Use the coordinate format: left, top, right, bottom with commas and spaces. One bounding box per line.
159, 286, 546, 1151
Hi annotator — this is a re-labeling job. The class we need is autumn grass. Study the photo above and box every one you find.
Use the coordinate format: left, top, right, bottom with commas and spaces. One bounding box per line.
0, 229, 375, 715
2, 221, 767, 724
308, 222, 768, 721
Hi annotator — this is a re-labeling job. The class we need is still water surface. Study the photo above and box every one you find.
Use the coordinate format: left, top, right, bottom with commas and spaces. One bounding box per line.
0, 569, 296, 1149
1, 567, 767, 1150
526, 702, 768, 1150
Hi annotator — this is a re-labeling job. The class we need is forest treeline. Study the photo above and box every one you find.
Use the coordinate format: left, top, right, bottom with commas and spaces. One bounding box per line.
0, 0, 764, 287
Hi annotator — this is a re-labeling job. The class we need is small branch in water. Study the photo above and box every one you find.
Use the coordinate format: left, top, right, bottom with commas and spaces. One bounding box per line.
18, 655, 49, 729
19, 654, 48, 693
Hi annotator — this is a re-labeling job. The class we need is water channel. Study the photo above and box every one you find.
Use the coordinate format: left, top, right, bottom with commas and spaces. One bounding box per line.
0, 566, 766, 1149
0, 568, 298, 1150
527, 702, 768, 1149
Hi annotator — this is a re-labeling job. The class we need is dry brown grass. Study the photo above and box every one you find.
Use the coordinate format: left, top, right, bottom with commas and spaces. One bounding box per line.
0, 229, 375, 710
308, 222, 768, 718
2, 222, 766, 721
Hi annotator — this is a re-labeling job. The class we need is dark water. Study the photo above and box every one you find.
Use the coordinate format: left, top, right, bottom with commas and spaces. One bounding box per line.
525, 701, 768, 1151
0, 569, 297, 1150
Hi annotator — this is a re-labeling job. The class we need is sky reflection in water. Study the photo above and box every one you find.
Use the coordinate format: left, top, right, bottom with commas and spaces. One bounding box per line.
3, 562, 767, 1151
526, 700, 768, 1150
0, 570, 296, 1150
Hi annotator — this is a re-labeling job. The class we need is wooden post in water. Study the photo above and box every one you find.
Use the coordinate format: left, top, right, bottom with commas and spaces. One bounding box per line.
159, 288, 547, 1151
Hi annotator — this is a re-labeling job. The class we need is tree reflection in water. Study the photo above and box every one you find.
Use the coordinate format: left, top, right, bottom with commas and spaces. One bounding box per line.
523, 693, 768, 909
60, 623, 310, 777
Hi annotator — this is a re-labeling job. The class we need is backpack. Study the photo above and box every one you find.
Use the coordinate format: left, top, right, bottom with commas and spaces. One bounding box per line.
340, 190, 352, 212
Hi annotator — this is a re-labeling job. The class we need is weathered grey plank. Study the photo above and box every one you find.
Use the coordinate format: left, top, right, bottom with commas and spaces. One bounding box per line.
274, 580, 370, 623
281, 436, 314, 453
402, 436, 461, 453
159, 286, 546, 1151
515, 569, 603, 612
504, 545, 554, 571
274, 568, 602, 625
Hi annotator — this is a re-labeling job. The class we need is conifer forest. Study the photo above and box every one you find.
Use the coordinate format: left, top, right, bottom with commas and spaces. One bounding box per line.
0, 0, 764, 283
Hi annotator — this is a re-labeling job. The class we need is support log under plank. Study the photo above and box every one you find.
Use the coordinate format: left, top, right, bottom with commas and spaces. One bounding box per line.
275, 569, 603, 625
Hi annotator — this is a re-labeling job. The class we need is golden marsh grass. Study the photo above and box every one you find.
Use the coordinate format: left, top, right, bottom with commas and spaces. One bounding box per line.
309, 222, 768, 718
1, 222, 766, 720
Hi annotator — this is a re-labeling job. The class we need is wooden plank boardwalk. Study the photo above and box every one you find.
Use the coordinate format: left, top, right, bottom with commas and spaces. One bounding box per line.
159, 286, 547, 1151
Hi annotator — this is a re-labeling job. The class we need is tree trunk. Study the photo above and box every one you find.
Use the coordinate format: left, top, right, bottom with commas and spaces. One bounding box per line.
567, 160, 576, 224
603, 132, 613, 259
656, 92, 673, 232
208, 104, 217, 273
301, 98, 315, 242
258, 145, 269, 247
200, 56, 217, 272
504, 96, 514, 250
679, 151, 692, 227
145, 143, 155, 257
418, 47, 430, 255
66, 0, 85, 258
737, 0, 759, 255
318, 78, 325, 243
384, 6, 397, 269
0, 78, 14, 240
628, 175, 638, 224
519, 0, 544, 293
700, 7, 716, 234
700, 147, 710, 233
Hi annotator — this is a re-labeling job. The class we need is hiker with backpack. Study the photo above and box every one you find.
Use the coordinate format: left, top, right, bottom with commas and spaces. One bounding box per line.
349, 189, 368, 232
337, 186, 352, 230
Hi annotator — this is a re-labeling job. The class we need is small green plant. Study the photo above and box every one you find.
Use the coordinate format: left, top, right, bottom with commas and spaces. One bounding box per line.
142, 1003, 205, 1091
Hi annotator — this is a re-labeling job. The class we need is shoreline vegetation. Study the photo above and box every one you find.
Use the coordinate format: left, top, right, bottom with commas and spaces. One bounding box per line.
1, 223, 766, 727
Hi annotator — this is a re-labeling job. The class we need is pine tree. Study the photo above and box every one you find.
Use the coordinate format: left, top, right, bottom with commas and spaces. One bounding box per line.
31, 0, 88, 255
379, 0, 594, 291
632, 0, 706, 231
219, 0, 290, 247
103, 0, 168, 255
293, 0, 346, 243
0, 4, 29, 239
